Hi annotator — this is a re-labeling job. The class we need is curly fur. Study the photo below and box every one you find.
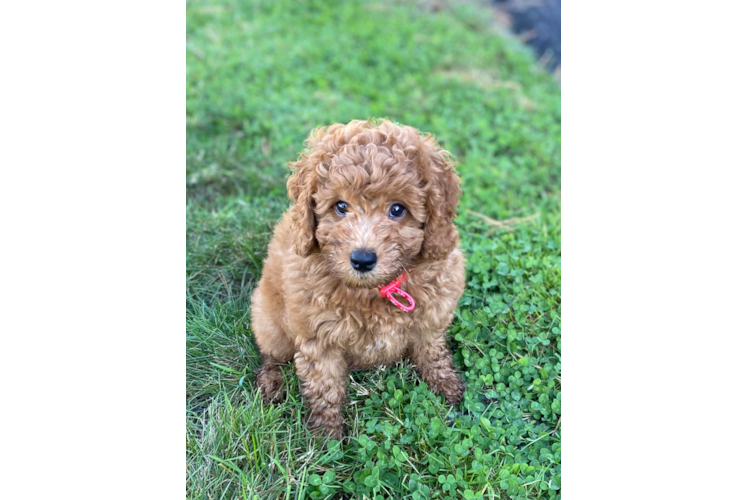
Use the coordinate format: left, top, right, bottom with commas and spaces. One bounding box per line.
250, 119, 465, 439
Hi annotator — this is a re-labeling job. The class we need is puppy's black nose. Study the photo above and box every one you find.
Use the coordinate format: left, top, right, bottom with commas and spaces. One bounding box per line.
350, 249, 377, 272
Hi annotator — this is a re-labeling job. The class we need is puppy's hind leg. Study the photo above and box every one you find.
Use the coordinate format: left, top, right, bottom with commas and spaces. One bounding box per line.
251, 285, 294, 403
255, 353, 288, 403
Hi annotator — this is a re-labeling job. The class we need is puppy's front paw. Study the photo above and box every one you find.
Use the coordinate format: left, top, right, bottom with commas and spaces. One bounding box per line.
316, 422, 345, 441
255, 364, 285, 403
307, 414, 345, 441
435, 373, 465, 405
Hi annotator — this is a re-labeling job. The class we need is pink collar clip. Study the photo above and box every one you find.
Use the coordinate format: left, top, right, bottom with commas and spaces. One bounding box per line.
378, 272, 415, 312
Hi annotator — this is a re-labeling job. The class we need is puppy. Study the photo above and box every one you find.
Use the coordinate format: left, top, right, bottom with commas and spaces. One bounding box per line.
250, 119, 465, 439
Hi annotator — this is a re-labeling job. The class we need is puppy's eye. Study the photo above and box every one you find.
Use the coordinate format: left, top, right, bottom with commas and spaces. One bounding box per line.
334, 201, 348, 216
389, 203, 406, 219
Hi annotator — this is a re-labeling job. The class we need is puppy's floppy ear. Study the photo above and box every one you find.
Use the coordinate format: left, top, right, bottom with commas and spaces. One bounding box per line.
419, 137, 461, 261
287, 131, 324, 257
287, 125, 345, 256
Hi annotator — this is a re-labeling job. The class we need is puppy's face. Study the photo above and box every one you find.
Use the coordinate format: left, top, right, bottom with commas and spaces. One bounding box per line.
313, 156, 427, 287
287, 120, 461, 288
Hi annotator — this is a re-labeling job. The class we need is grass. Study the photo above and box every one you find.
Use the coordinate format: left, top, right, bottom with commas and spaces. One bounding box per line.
187, 0, 561, 498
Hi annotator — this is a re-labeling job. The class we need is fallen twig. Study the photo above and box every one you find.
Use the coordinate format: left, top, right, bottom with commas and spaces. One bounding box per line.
466, 210, 539, 233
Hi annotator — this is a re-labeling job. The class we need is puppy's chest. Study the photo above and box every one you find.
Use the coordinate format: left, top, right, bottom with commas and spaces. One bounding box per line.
342, 311, 411, 368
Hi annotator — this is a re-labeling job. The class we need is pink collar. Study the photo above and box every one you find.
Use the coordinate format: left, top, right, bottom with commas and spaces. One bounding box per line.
378, 272, 415, 312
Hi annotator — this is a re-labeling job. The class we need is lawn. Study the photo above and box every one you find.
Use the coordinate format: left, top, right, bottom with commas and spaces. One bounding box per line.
186, 0, 561, 498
